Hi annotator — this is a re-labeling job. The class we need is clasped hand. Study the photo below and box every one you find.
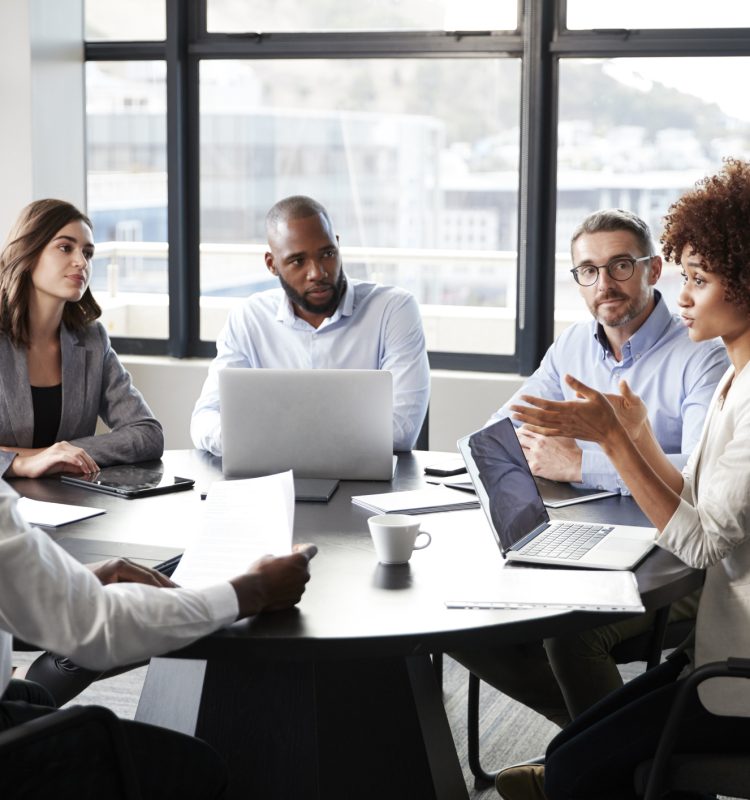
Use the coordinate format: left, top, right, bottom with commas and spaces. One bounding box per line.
510, 374, 648, 446
7, 441, 99, 478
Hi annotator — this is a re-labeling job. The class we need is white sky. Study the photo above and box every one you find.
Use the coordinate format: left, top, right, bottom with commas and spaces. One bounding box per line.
603, 59, 750, 123
567, 1, 750, 123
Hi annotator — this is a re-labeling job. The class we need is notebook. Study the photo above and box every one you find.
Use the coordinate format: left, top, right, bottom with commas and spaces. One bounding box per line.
429, 475, 618, 508
351, 486, 479, 514
219, 368, 394, 480
457, 418, 656, 570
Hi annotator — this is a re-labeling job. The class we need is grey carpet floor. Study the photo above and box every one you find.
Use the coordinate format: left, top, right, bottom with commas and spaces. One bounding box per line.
10, 651, 642, 799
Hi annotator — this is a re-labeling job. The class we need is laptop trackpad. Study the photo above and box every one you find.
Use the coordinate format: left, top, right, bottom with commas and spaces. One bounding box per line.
591, 537, 650, 557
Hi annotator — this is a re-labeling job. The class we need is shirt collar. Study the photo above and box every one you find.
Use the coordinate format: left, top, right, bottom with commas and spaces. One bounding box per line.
592, 290, 668, 358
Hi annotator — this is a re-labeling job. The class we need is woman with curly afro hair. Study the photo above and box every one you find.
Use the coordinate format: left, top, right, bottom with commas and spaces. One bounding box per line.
493, 159, 750, 800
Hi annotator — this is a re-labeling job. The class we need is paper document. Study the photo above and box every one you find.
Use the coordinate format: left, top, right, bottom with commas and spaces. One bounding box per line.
18, 497, 105, 527
352, 486, 479, 515
446, 568, 644, 613
172, 470, 294, 589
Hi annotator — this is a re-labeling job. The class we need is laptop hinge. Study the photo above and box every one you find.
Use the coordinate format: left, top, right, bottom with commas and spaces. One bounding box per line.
508, 521, 550, 553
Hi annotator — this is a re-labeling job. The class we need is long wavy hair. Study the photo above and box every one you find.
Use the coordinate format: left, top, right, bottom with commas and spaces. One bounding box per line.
0, 199, 101, 347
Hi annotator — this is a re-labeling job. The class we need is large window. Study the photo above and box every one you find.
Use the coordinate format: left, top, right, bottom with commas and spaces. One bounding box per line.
566, 0, 750, 30
86, 61, 169, 339
198, 58, 521, 355
83, 2, 750, 371
85, 0, 166, 41
207, 0, 518, 33
554, 57, 750, 334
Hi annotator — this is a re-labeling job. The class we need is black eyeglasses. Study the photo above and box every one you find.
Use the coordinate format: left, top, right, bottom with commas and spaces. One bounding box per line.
570, 255, 651, 286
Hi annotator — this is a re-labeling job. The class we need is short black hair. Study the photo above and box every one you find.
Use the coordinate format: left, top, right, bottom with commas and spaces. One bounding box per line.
265, 195, 333, 237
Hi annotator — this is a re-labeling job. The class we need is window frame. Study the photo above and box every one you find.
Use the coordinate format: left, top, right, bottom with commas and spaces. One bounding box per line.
84, 0, 750, 374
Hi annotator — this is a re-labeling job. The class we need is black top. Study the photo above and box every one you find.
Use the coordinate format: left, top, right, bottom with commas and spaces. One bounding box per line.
31, 384, 62, 448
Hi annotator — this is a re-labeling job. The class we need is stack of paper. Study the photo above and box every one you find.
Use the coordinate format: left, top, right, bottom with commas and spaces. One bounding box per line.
352, 486, 479, 515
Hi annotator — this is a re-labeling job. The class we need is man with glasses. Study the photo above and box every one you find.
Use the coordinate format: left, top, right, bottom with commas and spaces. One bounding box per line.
452, 209, 727, 734
487, 208, 727, 494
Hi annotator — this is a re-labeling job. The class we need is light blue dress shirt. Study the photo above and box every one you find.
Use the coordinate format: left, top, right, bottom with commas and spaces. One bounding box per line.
487, 293, 729, 494
191, 278, 430, 456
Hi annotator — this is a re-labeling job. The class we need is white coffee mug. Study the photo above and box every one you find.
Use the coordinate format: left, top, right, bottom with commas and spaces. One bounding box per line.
367, 513, 432, 565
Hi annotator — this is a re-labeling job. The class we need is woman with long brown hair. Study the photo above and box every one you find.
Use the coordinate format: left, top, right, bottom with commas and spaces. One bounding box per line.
0, 198, 162, 477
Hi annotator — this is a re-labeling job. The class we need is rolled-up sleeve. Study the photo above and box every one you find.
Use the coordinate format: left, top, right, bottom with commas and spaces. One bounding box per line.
191, 310, 255, 456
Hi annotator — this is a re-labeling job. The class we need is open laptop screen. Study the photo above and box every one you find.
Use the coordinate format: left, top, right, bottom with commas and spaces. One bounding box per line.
461, 419, 549, 552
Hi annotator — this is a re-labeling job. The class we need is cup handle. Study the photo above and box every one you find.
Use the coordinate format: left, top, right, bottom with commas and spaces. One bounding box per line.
413, 531, 432, 550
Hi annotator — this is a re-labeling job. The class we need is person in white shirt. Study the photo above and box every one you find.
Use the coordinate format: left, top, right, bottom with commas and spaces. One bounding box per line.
191, 195, 430, 455
0, 480, 316, 798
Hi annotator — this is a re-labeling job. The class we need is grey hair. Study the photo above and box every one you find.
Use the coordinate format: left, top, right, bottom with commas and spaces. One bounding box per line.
570, 209, 654, 258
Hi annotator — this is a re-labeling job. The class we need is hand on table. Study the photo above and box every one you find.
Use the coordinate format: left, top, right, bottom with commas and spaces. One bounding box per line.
88, 558, 177, 588
6, 442, 99, 478
231, 543, 318, 619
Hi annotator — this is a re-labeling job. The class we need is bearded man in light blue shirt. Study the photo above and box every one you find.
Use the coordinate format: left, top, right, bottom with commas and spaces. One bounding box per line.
488, 209, 728, 494
452, 209, 727, 734
191, 196, 430, 455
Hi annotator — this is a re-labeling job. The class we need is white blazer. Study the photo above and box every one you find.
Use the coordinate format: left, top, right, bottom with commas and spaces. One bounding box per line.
659, 362, 750, 715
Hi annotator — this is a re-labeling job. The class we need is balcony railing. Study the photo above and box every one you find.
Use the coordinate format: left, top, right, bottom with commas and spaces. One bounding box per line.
90, 241, 685, 355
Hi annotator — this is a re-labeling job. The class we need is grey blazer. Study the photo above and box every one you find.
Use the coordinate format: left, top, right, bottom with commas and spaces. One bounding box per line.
0, 321, 163, 475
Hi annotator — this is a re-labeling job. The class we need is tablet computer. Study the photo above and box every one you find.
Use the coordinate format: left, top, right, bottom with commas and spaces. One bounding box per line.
60, 465, 195, 498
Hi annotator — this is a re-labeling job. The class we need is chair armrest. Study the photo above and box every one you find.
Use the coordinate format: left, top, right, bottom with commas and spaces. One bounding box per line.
643, 658, 750, 800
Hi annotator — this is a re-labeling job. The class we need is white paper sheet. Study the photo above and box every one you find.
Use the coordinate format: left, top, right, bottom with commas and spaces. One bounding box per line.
172, 470, 294, 589
17, 497, 106, 527
446, 568, 644, 613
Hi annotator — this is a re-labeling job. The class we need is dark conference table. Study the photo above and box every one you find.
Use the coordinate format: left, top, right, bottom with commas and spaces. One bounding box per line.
13, 450, 703, 800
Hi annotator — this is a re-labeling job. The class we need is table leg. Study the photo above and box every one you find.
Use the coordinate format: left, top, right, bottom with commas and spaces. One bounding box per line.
136, 652, 468, 799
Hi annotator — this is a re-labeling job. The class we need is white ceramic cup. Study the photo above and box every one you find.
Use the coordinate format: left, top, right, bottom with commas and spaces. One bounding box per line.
367, 513, 432, 565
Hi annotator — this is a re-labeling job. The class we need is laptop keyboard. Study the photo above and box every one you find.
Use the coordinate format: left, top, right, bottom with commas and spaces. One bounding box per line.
519, 521, 614, 560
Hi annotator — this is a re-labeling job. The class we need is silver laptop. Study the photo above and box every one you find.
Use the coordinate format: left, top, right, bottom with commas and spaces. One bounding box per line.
219, 368, 394, 480
457, 419, 655, 570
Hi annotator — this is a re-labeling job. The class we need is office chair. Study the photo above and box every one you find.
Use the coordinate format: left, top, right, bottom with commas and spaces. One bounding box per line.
467, 604, 695, 788
636, 657, 750, 800
0, 705, 142, 799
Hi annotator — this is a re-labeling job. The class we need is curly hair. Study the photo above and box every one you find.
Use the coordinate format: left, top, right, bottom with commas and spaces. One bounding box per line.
0, 199, 101, 346
662, 158, 750, 312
